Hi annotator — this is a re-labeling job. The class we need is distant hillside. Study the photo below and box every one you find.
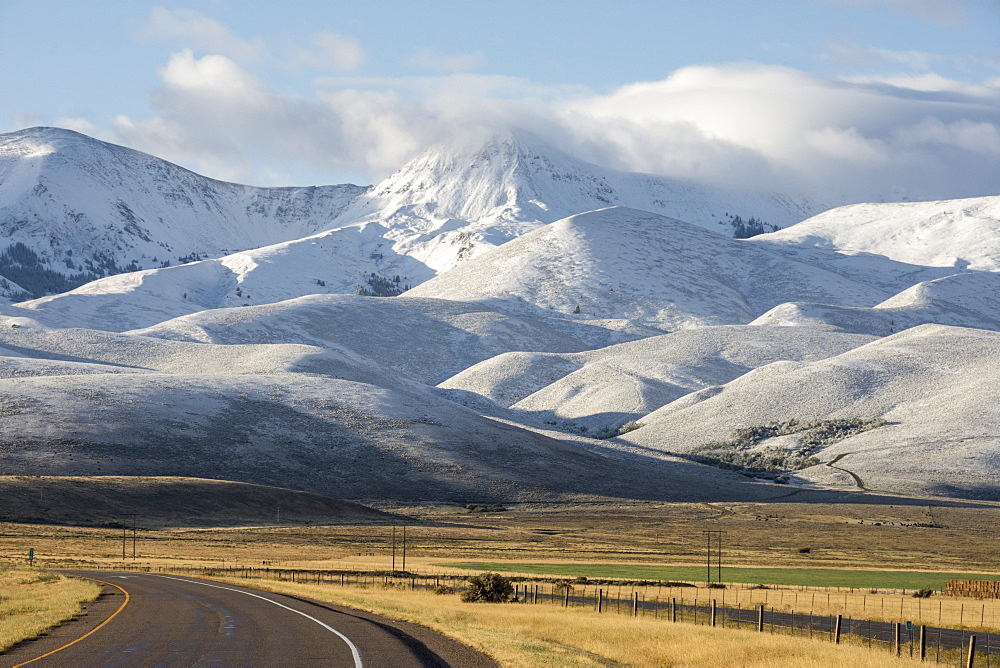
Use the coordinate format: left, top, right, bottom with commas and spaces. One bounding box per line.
755, 196, 1000, 271
0, 127, 364, 298
620, 324, 1000, 500
405, 207, 891, 332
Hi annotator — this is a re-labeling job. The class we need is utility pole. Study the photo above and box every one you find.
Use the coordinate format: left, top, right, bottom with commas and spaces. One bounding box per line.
131, 514, 137, 560
401, 525, 407, 572
122, 519, 127, 560
392, 526, 396, 571
702, 531, 723, 583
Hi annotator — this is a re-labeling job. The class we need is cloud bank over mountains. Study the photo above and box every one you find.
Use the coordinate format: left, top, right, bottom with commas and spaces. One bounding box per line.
47, 7, 1000, 204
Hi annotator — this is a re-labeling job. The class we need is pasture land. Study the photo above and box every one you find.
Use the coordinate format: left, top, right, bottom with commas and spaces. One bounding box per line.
204, 576, 925, 667
0, 567, 100, 652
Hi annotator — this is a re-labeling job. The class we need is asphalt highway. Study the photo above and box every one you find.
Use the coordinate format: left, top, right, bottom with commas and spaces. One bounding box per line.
2, 571, 497, 667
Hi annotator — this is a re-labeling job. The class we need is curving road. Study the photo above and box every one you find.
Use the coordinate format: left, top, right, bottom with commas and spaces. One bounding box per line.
2, 572, 496, 668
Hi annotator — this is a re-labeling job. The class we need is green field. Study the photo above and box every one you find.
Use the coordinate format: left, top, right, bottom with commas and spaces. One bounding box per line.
443, 562, 1000, 590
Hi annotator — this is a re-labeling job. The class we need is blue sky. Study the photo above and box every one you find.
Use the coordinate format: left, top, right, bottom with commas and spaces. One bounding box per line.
2, 0, 998, 201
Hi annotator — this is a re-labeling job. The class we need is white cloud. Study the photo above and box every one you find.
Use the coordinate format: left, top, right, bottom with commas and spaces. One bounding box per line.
102, 52, 1000, 203
291, 32, 365, 72
406, 48, 486, 73
140, 7, 265, 62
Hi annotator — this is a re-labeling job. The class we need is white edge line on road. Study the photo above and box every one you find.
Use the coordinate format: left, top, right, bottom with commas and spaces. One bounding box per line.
146, 574, 363, 668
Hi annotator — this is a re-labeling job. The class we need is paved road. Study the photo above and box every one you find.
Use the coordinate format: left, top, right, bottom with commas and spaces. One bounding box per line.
2, 572, 496, 668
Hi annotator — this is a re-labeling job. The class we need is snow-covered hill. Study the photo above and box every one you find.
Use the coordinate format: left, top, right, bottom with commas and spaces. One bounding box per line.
0, 127, 364, 298
405, 207, 892, 333
0, 313, 777, 503
619, 324, 1000, 499
750, 272, 1000, 336
439, 325, 876, 433
131, 294, 592, 385
755, 196, 1000, 271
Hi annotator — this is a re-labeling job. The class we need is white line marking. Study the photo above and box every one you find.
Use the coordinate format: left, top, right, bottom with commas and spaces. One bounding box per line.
146, 574, 363, 667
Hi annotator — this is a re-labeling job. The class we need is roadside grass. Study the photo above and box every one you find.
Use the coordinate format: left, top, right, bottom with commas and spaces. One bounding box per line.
442, 562, 1000, 591
207, 575, 922, 667
0, 566, 100, 653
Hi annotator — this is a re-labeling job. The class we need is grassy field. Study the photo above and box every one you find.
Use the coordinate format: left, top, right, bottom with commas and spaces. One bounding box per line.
4, 495, 1000, 663
207, 575, 926, 667
0, 567, 101, 653
443, 562, 1000, 590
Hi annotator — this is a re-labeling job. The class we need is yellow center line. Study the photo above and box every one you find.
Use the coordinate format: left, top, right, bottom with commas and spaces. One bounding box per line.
13, 576, 131, 667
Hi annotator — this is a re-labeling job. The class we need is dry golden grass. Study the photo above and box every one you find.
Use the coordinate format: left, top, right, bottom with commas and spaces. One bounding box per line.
206, 576, 922, 667
5, 500, 1000, 574
0, 567, 100, 652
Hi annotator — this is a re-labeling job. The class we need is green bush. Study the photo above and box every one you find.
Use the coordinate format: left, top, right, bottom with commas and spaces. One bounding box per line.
460, 572, 515, 603
433, 584, 455, 595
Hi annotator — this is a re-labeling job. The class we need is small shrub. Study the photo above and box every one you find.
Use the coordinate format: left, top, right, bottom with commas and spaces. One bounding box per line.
798, 547, 811, 554
706, 582, 726, 589
465, 504, 488, 513
433, 584, 454, 595
913, 588, 934, 598
574, 576, 589, 584
617, 420, 643, 436
460, 572, 515, 603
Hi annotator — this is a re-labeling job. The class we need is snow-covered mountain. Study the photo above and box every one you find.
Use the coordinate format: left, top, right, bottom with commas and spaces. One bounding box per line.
331, 127, 829, 275
0, 127, 365, 298
12, 207, 888, 338
5, 124, 1000, 506
0, 126, 829, 304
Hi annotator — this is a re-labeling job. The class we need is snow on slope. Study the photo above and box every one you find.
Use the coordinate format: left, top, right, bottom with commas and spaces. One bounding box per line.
405, 207, 891, 333
0, 311, 393, 382
333, 127, 828, 275
750, 272, 1000, 336
619, 324, 1000, 499
0, 127, 364, 296
439, 325, 875, 433
0, 364, 781, 503
755, 196, 1000, 271
129, 294, 591, 385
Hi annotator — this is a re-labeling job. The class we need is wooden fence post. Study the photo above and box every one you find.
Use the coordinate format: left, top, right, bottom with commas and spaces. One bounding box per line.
965, 635, 976, 668
671, 597, 677, 622
633, 592, 638, 617
834, 615, 842, 644
564, 586, 569, 608
919, 625, 926, 662
598, 588, 603, 613
894, 622, 901, 655
711, 599, 717, 627
757, 604, 764, 632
